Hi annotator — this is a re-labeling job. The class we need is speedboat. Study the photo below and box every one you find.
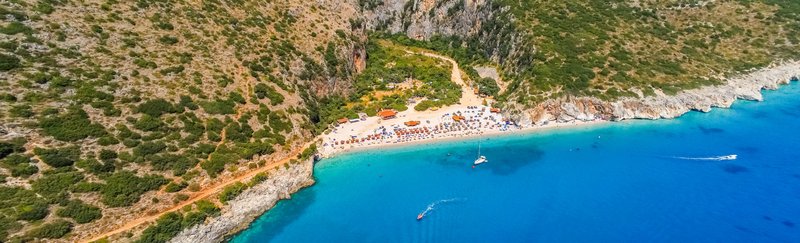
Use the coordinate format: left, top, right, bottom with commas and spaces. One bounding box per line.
417, 213, 424, 220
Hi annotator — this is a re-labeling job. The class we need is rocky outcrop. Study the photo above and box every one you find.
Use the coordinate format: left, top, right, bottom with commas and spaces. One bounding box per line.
361, 0, 533, 70
169, 160, 315, 243
507, 61, 800, 126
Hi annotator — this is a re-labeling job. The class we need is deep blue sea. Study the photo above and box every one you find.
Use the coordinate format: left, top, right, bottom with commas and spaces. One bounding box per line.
232, 81, 800, 243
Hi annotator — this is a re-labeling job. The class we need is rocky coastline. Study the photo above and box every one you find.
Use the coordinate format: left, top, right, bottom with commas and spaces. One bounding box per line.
169, 159, 315, 243
508, 61, 800, 126
170, 61, 799, 243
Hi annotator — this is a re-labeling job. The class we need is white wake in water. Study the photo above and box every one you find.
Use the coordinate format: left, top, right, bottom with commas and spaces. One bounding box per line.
672, 154, 738, 161
419, 198, 464, 218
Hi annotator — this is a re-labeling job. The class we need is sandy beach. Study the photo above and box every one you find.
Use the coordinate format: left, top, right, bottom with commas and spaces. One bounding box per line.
318, 104, 606, 158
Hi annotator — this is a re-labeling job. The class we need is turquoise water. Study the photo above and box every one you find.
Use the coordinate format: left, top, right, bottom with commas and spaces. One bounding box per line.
232, 81, 800, 242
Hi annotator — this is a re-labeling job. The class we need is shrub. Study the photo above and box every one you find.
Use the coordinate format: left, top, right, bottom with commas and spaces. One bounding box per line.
31, 171, 83, 198
134, 141, 166, 157
164, 181, 188, 192
218, 182, 247, 204
158, 35, 179, 45
135, 212, 183, 243
137, 99, 180, 117
34, 146, 80, 167
15, 201, 49, 221
200, 152, 238, 177
254, 83, 285, 105
2, 153, 29, 166
56, 200, 102, 224
10, 164, 38, 177
200, 99, 236, 115
0, 138, 25, 159
98, 149, 118, 161
0, 53, 20, 71
101, 171, 167, 207
71, 182, 103, 193
0, 22, 32, 35
9, 104, 34, 118
134, 115, 166, 131
75, 158, 114, 174
39, 108, 107, 141
26, 219, 72, 239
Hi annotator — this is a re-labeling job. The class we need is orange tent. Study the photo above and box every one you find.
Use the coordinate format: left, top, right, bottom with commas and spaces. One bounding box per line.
452, 115, 465, 122
490, 108, 501, 113
377, 109, 397, 120
404, 121, 420, 127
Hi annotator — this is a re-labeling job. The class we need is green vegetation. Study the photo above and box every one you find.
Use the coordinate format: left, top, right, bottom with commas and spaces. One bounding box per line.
135, 200, 219, 243
34, 146, 80, 167
39, 108, 108, 141
26, 219, 73, 239
100, 171, 168, 207
307, 38, 459, 133
218, 182, 247, 204
56, 200, 102, 224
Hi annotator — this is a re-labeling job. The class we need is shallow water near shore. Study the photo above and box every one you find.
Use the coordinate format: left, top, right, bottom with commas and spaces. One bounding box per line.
231, 81, 800, 242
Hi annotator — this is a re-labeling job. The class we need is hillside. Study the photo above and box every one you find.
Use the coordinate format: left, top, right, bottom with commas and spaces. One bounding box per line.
0, 0, 360, 241
361, 0, 800, 105
1, 0, 799, 242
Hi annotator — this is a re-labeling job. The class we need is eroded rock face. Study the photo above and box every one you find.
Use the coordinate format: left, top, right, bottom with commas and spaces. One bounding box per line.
507, 61, 800, 126
169, 160, 315, 243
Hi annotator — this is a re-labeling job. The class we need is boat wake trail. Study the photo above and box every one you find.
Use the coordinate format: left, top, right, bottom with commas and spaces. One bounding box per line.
419, 198, 464, 219
672, 154, 738, 161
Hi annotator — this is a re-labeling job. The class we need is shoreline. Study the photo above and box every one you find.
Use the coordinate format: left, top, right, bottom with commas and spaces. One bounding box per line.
170, 61, 799, 242
319, 61, 800, 160
323, 119, 608, 159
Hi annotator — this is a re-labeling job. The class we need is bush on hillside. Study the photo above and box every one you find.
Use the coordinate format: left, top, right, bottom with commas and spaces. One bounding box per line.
39, 107, 107, 141
56, 200, 102, 224
34, 146, 80, 167
26, 219, 72, 239
101, 171, 168, 207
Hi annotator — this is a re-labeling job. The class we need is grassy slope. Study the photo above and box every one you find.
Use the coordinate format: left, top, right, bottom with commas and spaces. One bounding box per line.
495, 0, 800, 105
0, 0, 357, 241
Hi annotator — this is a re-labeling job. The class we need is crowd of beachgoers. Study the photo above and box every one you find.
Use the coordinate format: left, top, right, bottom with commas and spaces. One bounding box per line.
318, 105, 520, 157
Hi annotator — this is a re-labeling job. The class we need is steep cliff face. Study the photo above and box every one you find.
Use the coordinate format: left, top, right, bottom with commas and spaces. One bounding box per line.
169, 159, 315, 243
360, 0, 532, 71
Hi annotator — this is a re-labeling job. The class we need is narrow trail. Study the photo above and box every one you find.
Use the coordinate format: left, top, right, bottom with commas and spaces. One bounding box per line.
82, 140, 315, 243
418, 52, 483, 106
84, 67, 276, 242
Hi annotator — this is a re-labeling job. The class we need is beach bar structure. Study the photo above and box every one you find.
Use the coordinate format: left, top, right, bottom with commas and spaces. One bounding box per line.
490, 108, 501, 113
404, 120, 421, 127
337, 118, 348, 124
378, 109, 398, 120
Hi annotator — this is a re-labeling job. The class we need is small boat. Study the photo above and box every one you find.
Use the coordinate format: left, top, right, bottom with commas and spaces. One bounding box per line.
417, 213, 424, 220
474, 155, 487, 165
473, 140, 488, 165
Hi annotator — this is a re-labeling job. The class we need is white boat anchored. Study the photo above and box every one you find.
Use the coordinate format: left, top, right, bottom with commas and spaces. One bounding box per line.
474, 155, 487, 165
473, 140, 488, 165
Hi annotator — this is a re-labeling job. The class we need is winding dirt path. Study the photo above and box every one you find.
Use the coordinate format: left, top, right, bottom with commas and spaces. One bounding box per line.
82, 140, 314, 243
418, 52, 483, 106
83, 67, 292, 243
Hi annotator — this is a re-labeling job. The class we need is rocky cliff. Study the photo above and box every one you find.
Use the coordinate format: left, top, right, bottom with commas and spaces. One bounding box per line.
169, 159, 315, 243
506, 61, 800, 126
361, 0, 532, 70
